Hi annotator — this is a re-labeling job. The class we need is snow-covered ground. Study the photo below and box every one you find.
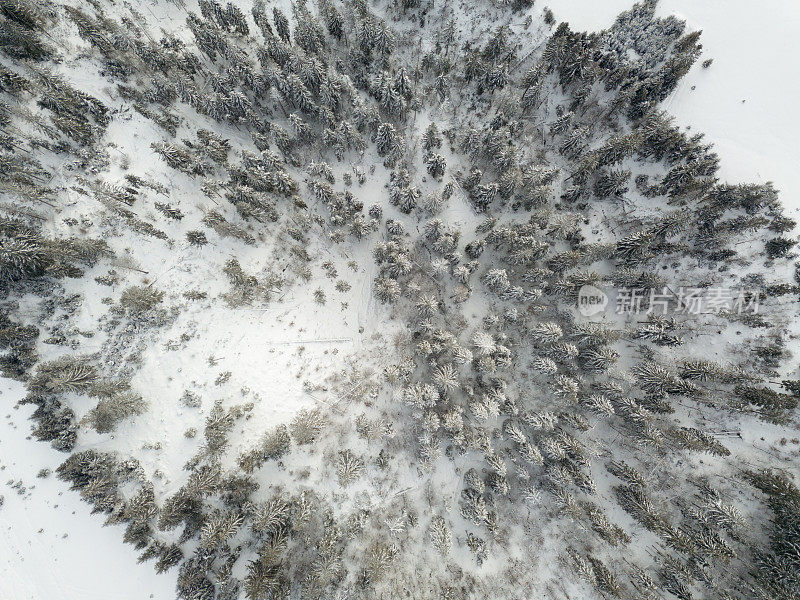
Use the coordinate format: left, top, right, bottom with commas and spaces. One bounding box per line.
0, 382, 176, 600
548, 0, 800, 220
2, 1, 799, 598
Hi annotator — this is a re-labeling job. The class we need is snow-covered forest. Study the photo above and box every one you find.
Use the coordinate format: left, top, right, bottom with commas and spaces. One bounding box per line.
1, 0, 799, 599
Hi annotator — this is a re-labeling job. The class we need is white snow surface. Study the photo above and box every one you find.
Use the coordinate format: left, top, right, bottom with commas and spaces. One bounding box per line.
547, 0, 800, 221
1, 1, 799, 599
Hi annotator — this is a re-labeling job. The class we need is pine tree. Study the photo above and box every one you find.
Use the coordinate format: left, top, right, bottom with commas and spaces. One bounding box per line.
376, 122, 402, 160
422, 122, 442, 151
251, 0, 273, 38
272, 8, 290, 42
426, 153, 446, 178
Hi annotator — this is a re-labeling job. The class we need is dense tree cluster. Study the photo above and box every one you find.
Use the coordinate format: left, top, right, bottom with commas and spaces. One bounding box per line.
0, 0, 798, 599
